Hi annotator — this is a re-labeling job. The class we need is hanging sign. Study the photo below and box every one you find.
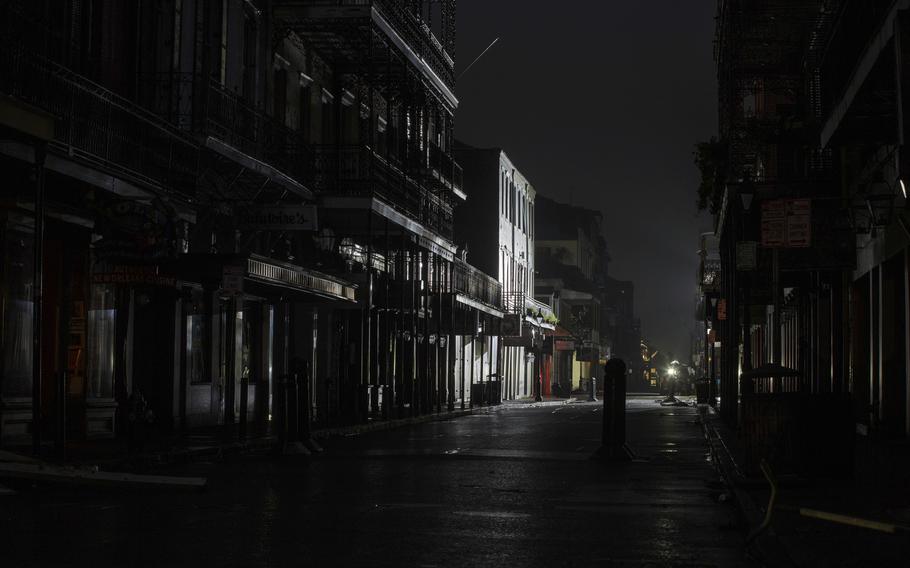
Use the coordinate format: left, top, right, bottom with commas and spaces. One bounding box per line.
223, 265, 245, 295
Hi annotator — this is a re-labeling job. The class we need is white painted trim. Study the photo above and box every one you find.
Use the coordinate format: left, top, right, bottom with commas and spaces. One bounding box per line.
370, 7, 458, 109
320, 195, 456, 257
454, 293, 504, 319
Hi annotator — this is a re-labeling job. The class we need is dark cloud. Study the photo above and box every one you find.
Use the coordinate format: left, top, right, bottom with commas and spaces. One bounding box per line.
455, 1, 716, 360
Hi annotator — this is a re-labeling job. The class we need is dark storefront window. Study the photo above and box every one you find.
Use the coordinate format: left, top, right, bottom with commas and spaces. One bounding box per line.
86, 284, 116, 399
185, 288, 208, 384
240, 303, 261, 383
1, 223, 34, 398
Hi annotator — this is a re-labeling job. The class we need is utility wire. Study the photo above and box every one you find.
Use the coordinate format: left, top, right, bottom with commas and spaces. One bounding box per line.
457, 37, 500, 81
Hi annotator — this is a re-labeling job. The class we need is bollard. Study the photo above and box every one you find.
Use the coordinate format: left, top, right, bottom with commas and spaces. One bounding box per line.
596, 358, 633, 461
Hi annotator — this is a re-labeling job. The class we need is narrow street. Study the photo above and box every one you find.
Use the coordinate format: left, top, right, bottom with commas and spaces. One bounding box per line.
2, 397, 749, 567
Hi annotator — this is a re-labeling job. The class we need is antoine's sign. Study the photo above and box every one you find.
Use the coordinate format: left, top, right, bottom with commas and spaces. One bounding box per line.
239, 205, 318, 231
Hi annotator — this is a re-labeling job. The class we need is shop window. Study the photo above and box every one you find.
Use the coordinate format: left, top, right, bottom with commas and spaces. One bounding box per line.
86, 284, 116, 399
1, 226, 34, 397
240, 303, 262, 383
185, 289, 208, 384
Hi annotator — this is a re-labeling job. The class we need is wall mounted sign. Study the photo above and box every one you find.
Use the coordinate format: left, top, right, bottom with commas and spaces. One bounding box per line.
92, 264, 176, 287
736, 241, 758, 270
239, 205, 318, 231
761, 199, 811, 248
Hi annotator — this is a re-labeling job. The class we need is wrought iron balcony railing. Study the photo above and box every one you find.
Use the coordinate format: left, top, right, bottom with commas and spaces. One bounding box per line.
274, 0, 455, 92
428, 144, 463, 195
0, 46, 199, 196
137, 72, 310, 187
453, 259, 502, 309
310, 144, 454, 237
503, 292, 555, 321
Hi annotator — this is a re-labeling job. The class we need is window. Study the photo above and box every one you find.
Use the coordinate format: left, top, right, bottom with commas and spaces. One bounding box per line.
185, 289, 208, 384
242, 12, 258, 99
501, 172, 506, 216
1, 225, 34, 398
86, 284, 116, 399
219, 0, 229, 85
240, 303, 262, 383
529, 203, 534, 238
172, 0, 183, 70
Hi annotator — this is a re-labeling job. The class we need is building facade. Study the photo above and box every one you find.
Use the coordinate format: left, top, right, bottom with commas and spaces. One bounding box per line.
534, 195, 642, 396
0, 0, 505, 453
706, 0, 910, 480
454, 142, 553, 400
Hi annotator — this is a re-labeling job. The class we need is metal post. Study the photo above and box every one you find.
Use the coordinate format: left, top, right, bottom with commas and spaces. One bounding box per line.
460, 309, 466, 410
239, 308, 249, 439
598, 358, 632, 461
224, 296, 237, 435
32, 143, 46, 456
772, 248, 781, 365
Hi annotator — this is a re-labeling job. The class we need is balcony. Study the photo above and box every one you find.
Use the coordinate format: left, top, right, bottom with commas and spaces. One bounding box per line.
503, 292, 556, 325
428, 144, 464, 197
453, 259, 502, 310
273, 0, 456, 107
138, 73, 310, 194
0, 47, 199, 197
310, 144, 454, 238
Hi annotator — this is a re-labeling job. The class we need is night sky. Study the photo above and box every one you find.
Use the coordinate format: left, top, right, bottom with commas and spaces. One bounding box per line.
455, 1, 717, 362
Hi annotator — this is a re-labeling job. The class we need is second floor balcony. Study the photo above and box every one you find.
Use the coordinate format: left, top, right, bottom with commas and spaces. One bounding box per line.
503, 292, 556, 328
138, 72, 311, 194
1, 46, 199, 198
311, 144, 454, 238
453, 259, 502, 311
273, 0, 457, 109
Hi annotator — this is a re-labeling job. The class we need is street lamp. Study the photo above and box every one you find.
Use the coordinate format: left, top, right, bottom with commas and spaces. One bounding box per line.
740, 186, 754, 212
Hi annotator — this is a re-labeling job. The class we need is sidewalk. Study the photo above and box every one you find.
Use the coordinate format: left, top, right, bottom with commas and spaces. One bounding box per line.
0, 407, 478, 473
703, 406, 910, 567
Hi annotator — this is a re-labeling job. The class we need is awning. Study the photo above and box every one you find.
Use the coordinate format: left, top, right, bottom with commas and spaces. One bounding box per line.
204, 136, 313, 200
321, 195, 456, 260
545, 324, 576, 338
455, 293, 504, 319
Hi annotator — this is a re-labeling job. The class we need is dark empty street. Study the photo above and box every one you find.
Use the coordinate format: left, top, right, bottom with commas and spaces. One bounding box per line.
2, 397, 749, 567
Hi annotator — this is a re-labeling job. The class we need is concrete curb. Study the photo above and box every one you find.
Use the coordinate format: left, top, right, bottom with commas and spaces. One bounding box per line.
58, 408, 481, 472
312, 408, 476, 439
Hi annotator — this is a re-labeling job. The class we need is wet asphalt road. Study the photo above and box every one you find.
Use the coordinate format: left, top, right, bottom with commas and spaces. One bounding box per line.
2, 397, 750, 567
